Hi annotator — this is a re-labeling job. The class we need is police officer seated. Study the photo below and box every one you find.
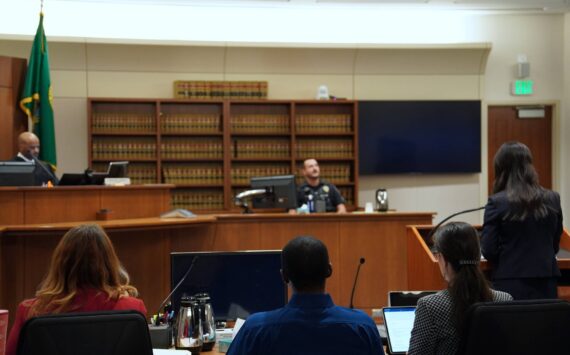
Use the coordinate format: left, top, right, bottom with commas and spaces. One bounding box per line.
289, 159, 347, 214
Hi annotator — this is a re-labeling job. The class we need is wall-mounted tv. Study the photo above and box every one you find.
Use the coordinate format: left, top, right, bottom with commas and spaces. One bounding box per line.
358, 101, 481, 174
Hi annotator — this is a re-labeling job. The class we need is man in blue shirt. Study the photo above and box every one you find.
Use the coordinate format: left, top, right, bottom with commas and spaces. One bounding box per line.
227, 236, 384, 355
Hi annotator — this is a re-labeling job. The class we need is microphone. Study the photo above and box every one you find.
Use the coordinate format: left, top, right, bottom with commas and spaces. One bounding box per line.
427, 206, 486, 241
153, 256, 199, 326
32, 157, 58, 185
349, 257, 365, 309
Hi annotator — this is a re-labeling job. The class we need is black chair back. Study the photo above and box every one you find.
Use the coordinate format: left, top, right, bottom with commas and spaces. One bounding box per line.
460, 299, 570, 355
17, 310, 153, 355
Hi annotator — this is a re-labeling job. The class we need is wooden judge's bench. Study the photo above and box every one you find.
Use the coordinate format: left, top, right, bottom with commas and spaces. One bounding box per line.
0, 185, 434, 326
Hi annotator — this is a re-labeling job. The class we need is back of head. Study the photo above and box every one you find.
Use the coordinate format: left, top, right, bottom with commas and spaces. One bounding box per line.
282, 236, 331, 292
433, 222, 492, 332
493, 141, 547, 220
31, 224, 136, 315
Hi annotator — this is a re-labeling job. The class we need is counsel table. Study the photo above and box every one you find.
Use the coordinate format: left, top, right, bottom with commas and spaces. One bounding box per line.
0, 198, 432, 325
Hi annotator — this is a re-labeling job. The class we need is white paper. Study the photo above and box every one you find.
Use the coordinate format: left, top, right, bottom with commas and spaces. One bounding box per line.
232, 318, 246, 339
153, 349, 191, 355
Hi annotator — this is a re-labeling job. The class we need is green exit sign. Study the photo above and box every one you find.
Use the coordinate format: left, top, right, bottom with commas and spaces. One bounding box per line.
512, 80, 534, 95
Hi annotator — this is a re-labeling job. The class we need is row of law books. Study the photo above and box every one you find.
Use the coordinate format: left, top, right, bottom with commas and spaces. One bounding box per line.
230, 114, 290, 133
163, 165, 224, 185
295, 163, 352, 184
231, 139, 290, 158
172, 190, 225, 210
295, 114, 352, 133
161, 139, 223, 159
230, 165, 290, 185
92, 139, 157, 160
296, 140, 354, 158
161, 113, 221, 133
174, 80, 268, 100
92, 113, 155, 133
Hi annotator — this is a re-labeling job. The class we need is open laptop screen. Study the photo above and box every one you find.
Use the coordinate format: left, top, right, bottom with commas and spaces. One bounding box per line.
382, 306, 416, 354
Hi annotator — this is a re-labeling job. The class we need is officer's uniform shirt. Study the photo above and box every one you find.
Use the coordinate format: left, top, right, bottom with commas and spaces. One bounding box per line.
297, 179, 345, 212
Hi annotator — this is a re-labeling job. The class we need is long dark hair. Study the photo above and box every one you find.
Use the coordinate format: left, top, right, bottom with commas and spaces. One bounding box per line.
492, 141, 548, 221
433, 222, 492, 334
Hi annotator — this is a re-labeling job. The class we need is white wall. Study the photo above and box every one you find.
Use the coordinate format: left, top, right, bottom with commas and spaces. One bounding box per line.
0, 14, 567, 227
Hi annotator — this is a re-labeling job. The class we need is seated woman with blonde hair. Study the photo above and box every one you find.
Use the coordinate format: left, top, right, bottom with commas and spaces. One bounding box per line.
6, 224, 147, 355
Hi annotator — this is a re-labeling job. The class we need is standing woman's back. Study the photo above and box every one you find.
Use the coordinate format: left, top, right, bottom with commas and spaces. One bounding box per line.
481, 141, 563, 300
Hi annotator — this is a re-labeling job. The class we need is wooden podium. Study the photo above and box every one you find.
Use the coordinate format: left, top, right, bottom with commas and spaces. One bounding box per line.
407, 225, 570, 297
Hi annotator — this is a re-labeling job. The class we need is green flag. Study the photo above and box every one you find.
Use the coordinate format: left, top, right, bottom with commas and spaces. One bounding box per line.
20, 13, 57, 170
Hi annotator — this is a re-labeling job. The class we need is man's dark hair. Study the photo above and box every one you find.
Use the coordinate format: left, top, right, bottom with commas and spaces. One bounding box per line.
282, 236, 330, 291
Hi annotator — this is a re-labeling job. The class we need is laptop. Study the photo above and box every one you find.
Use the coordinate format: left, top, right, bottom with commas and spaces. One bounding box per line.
382, 306, 416, 355
58, 173, 87, 186
388, 290, 437, 307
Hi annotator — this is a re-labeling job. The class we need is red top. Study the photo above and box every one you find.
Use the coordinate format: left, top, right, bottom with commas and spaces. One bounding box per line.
5, 288, 147, 355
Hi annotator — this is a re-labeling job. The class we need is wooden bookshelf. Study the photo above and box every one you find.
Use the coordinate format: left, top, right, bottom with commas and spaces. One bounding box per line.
88, 99, 359, 212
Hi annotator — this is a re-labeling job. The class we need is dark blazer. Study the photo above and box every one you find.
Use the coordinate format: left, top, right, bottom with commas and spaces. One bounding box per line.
481, 190, 563, 280
12, 156, 59, 186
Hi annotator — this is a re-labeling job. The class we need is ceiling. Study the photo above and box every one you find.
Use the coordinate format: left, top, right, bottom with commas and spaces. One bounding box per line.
60, 0, 570, 13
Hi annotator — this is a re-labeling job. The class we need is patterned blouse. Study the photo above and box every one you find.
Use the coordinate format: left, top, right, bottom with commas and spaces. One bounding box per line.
408, 289, 512, 355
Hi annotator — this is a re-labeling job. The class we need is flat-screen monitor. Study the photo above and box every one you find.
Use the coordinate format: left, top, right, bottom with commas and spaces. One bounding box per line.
359, 101, 481, 174
170, 251, 287, 321
108, 161, 129, 178
0, 161, 36, 186
250, 174, 297, 210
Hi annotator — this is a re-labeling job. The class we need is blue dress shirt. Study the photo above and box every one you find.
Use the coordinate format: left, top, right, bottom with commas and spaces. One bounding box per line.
227, 293, 384, 355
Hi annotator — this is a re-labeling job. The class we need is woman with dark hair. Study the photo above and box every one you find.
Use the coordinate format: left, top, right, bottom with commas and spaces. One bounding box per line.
408, 222, 512, 355
482, 141, 563, 300
6, 224, 147, 355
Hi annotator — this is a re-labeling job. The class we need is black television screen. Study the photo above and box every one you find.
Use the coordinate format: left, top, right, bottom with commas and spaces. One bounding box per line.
0, 161, 36, 186
358, 101, 481, 174
250, 174, 297, 210
170, 251, 287, 321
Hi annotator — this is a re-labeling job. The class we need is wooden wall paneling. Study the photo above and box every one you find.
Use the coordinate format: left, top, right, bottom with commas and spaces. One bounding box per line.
0, 189, 24, 225
100, 188, 170, 219
256, 217, 341, 304
0, 56, 27, 160
109, 229, 169, 314
24, 189, 101, 224
213, 219, 262, 251
406, 226, 446, 291
339, 220, 407, 312
0, 232, 27, 321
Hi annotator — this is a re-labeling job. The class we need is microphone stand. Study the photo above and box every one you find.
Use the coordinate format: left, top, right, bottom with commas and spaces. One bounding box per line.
427, 206, 486, 241
349, 257, 366, 309
32, 157, 58, 185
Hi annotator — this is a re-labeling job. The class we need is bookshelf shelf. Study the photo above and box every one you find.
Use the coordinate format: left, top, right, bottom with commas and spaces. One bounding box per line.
88, 98, 359, 211
92, 132, 157, 136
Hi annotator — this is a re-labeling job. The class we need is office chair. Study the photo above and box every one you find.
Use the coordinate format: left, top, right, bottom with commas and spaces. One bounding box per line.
460, 299, 570, 355
17, 310, 153, 355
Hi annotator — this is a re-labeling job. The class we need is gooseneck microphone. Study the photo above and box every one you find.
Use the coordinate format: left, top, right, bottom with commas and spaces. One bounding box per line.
427, 206, 486, 240
154, 256, 199, 326
32, 157, 58, 184
349, 257, 366, 309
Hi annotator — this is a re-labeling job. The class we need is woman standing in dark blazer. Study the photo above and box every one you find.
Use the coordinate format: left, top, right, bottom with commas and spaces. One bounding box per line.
481, 141, 563, 300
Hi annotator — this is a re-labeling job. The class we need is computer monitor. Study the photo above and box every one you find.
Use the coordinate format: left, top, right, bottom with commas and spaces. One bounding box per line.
250, 174, 297, 210
0, 161, 36, 186
170, 251, 287, 322
108, 161, 129, 178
